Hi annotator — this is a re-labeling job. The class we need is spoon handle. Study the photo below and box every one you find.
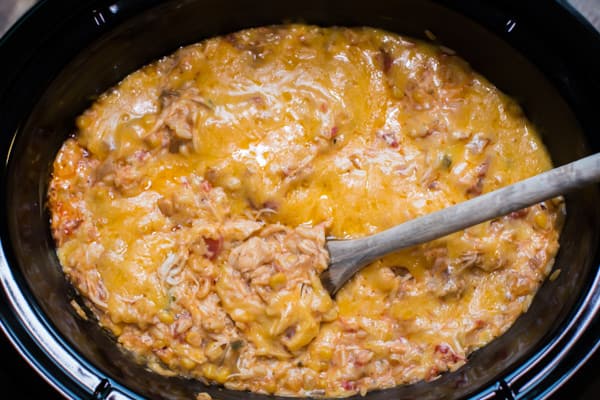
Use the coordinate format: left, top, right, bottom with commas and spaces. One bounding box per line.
323, 152, 600, 295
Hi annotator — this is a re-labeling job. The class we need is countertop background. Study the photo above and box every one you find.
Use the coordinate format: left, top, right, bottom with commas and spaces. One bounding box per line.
1, 0, 599, 399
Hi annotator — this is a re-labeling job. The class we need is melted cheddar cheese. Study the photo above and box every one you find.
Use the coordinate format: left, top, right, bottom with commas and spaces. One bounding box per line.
48, 25, 563, 397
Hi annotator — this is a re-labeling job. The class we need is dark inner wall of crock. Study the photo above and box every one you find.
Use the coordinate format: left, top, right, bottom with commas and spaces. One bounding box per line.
4, 0, 599, 399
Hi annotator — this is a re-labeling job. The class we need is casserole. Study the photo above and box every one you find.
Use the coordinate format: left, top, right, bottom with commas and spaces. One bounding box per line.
1, 1, 599, 399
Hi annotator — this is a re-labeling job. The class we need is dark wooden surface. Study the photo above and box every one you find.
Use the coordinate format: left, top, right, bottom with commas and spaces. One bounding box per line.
0, 0, 598, 399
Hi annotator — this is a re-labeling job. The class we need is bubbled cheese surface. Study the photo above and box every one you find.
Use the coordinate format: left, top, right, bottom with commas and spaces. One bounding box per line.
48, 25, 563, 397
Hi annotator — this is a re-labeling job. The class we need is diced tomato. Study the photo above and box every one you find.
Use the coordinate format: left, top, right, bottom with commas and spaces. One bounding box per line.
435, 343, 461, 363
508, 209, 528, 219
330, 126, 339, 138
377, 131, 399, 148
204, 236, 223, 260
200, 180, 212, 192
435, 344, 449, 354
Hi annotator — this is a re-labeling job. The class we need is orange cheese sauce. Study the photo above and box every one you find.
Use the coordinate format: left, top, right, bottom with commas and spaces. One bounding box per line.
48, 25, 563, 397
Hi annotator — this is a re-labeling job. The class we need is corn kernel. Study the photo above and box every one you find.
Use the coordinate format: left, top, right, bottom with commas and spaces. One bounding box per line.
305, 359, 324, 372
269, 272, 287, 289
157, 349, 174, 365
372, 268, 398, 292
141, 113, 157, 129
321, 307, 338, 322
549, 269, 561, 281
284, 371, 303, 392
214, 366, 231, 383
157, 309, 175, 324
202, 364, 217, 380
315, 345, 333, 361
185, 330, 203, 347
521, 294, 533, 312
534, 212, 548, 229
144, 131, 162, 148
390, 302, 415, 320
201, 364, 228, 382
263, 380, 277, 393
204, 341, 225, 362
77, 114, 92, 130
187, 348, 207, 364
110, 324, 123, 336
180, 357, 197, 370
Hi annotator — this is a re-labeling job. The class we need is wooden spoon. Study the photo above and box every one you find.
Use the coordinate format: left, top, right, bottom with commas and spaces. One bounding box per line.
321, 152, 600, 296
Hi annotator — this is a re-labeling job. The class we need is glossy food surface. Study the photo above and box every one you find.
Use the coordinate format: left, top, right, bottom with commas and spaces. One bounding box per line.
47, 25, 562, 397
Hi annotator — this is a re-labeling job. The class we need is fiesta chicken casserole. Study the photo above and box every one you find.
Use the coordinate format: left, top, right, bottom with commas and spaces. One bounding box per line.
47, 25, 564, 397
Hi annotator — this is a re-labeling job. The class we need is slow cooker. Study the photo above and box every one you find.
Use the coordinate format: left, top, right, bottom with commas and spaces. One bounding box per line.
1, 0, 599, 399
